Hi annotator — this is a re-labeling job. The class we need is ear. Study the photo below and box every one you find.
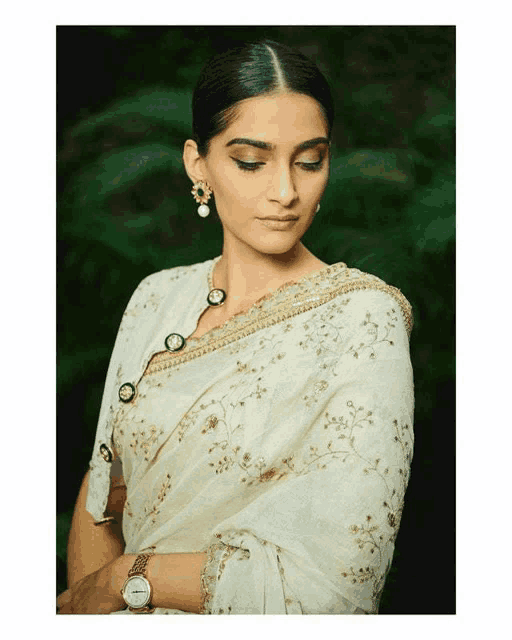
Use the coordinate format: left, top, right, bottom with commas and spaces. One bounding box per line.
183, 139, 207, 185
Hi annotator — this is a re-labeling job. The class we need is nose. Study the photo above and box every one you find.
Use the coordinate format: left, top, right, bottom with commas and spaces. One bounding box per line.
268, 162, 298, 207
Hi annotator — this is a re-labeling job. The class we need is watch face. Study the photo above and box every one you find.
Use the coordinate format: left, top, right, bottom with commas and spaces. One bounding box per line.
123, 576, 151, 608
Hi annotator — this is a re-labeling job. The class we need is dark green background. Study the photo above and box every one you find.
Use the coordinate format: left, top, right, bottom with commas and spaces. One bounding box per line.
57, 26, 455, 613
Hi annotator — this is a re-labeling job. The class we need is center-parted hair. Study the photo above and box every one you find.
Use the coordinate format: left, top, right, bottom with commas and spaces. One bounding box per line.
192, 39, 334, 156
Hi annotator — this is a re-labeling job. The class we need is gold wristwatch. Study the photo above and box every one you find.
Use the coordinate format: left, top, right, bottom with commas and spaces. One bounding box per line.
121, 549, 155, 613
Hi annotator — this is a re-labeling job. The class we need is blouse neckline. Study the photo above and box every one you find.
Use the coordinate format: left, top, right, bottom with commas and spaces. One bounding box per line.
194, 255, 346, 343
143, 256, 413, 377
143, 258, 349, 375
207, 254, 343, 306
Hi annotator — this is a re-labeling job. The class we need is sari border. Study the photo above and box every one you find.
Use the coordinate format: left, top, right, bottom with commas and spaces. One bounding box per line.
145, 276, 413, 376
199, 541, 225, 614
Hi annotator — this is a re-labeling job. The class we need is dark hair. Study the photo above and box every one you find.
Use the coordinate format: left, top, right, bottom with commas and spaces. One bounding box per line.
192, 39, 334, 156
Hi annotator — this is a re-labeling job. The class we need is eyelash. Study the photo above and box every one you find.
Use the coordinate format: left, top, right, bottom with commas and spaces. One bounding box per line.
233, 159, 324, 173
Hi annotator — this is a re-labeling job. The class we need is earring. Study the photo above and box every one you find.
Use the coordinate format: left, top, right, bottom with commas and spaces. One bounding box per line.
316, 203, 321, 213
191, 181, 212, 217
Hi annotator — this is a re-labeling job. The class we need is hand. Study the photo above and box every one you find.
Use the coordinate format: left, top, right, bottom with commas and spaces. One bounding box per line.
57, 559, 126, 614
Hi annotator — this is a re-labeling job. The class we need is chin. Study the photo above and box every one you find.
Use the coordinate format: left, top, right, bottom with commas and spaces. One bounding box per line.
249, 236, 302, 257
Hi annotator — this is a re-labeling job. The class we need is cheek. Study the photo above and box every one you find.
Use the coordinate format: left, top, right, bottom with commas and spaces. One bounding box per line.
214, 171, 265, 206
299, 173, 329, 202
315, 171, 329, 197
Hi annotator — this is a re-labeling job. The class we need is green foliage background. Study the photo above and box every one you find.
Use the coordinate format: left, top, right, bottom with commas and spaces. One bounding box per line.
57, 26, 455, 613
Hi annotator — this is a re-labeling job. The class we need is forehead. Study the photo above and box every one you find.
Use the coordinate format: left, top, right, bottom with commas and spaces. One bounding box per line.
218, 92, 328, 147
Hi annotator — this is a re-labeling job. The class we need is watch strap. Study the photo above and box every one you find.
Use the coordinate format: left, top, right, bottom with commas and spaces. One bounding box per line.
128, 551, 153, 578
124, 548, 156, 613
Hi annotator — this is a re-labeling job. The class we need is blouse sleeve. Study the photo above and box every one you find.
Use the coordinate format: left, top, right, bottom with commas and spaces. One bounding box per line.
85, 271, 163, 522
199, 289, 414, 614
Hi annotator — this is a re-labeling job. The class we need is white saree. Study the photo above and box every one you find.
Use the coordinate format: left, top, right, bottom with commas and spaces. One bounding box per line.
86, 255, 414, 614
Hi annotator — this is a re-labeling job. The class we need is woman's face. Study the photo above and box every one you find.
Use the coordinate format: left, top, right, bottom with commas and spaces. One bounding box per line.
194, 91, 330, 256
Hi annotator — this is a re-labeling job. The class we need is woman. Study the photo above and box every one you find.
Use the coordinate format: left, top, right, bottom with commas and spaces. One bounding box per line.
58, 39, 414, 615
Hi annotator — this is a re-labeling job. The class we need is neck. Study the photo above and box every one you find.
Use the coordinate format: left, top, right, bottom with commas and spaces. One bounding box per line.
212, 241, 325, 315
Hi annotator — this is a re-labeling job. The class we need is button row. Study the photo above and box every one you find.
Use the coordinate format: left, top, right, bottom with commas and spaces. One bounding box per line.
117, 288, 227, 403
118, 303, 227, 406
110, 291, 224, 463
107, 290, 228, 464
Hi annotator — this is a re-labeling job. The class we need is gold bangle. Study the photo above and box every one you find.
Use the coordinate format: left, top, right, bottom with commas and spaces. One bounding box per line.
93, 516, 117, 526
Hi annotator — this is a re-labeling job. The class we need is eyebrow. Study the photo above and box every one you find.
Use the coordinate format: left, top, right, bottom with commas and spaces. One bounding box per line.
225, 137, 330, 151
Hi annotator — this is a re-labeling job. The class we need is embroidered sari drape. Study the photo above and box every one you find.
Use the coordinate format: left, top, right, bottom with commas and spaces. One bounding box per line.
86, 256, 414, 614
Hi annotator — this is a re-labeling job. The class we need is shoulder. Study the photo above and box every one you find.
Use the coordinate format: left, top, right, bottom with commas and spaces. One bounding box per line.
120, 257, 214, 325
134, 259, 208, 294
327, 262, 413, 337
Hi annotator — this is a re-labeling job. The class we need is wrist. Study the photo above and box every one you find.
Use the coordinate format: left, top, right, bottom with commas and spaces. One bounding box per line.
109, 554, 135, 608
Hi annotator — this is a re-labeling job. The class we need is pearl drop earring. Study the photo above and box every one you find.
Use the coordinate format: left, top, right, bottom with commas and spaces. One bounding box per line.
316, 203, 321, 213
191, 181, 212, 217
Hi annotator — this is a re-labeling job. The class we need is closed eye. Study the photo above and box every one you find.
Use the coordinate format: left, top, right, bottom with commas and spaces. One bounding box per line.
233, 159, 325, 172
297, 160, 324, 172
233, 159, 265, 172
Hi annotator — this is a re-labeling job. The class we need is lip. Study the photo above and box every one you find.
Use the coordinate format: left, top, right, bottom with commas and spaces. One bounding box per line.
257, 215, 299, 221
257, 217, 299, 230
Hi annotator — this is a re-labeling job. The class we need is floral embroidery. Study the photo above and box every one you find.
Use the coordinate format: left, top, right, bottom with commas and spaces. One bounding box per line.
171, 402, 216, 442
303, 379, 329, 407
347, 309, 398, 359
342, 566, 377, 585
143, 265, 412, 376
315, 380, 329, 394
338, 412, 413, 611
146, 473, 172, 523
350, 515, 381, 554
202, 414, 219, 434
202, 396, 388, 488
128, 424, 164, 460
275, 401, 374, 476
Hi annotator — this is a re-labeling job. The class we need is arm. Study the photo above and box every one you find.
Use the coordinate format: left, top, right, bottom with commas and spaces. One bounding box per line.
62, 535, 207, 613
66, 469, 126, 588
111, 552, 207, 614
64, 470, 206, 613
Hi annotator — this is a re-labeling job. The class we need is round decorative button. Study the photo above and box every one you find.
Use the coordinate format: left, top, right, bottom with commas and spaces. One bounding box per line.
119, 382, 136, 403
164, 333, 185, 352
207, 288, 227, 306
99, 443, 113, 463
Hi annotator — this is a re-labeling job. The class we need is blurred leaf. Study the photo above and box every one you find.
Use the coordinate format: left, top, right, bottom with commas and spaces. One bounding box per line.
124, 214, 153, 229
415, 109, 454, 141
405, 171, 455, 252
97, 143, 183, 195
418, 175, 454, 208
331, 149, 409, 184
426, 113, 454, 128
417, 216, 454, 251
70, 88, 193, 137
62, 143, 182, 206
